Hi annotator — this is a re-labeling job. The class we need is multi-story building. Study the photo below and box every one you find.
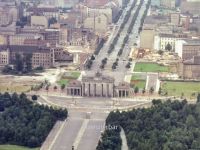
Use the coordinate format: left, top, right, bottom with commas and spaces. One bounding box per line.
9, 45, 54, 69
180, 0, 200, 15
160, 0, 175, 8
179, 56, 200, 79
140, 28, 155, 50
178, 39, 200, 78
0, 46, 9, 67
0, 1, 18, 26
181, 39, 200, 60
31, 16, 48, 28
170, 13, 180, 26
154, 33, 179, 51
83, 14, 109, 33
24, 7, 59, 20
41, 29, 60, 45
9, 34, 44, 45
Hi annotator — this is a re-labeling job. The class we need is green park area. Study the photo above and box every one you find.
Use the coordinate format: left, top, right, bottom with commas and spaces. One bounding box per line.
57, 71, 81, 86
130, 74, 146, 89
134, 62, 169, 72
0, 145, 39, 150
161, 81, 200, 98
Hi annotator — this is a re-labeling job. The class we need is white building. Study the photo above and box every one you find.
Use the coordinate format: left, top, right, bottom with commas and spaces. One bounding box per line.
175, 40, 187, 58
154, 34, 179, 51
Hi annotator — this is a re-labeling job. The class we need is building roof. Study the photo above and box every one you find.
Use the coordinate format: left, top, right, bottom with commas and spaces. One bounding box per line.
27, 7, 59, 13
159, 33, 176, 38
84, 0, 109, 8
67, 80, 82, 87
82, 72, 114, 83
8, 45, 51, 53
183, 56, 200, 65
184, 39, 200, 46
144, 15, 169, 25
116, 82, 130, 90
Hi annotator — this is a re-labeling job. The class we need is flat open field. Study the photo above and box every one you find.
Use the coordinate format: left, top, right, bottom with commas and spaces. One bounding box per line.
131, 75, 146, 89
0, 145, 39, 150
161, 81, 200, 98
57, 71, 81, 86
0, 84, 31, 93
134, 62, 169, 72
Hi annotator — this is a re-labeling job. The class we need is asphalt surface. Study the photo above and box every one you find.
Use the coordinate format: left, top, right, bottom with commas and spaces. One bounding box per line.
87, 0, 149, 86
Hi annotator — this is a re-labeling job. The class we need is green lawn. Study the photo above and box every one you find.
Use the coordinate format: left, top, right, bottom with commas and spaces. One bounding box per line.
134, 80, 146, 89
131, 75, 146, 89
134, 62, 169, 72
0, 145, 39, 150
162, 81, 200, 98
70, 72, 81, 79
57, 71, 81, 86
62, 71, 81, 79
131, 81, 146, 89
131, 74, 145, 80
57, 79, 69, 86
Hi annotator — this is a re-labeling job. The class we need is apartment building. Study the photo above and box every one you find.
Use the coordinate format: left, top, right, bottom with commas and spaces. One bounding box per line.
9, 45, 54, 69
178, 39, 200, 78
25, 7, 59, 20
0, 46, 9, 66
83, 14, 109, 33
9, 34, 44, 45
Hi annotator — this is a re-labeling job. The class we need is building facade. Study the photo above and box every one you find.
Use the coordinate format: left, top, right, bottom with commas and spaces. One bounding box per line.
66, 72, 131, 98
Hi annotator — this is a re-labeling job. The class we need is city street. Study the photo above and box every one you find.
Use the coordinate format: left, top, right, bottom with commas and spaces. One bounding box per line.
87, 0, 149, 85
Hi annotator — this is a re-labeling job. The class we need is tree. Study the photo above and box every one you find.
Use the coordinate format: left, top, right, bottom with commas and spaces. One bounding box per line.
197, 93, 200, 103
31, 95, 38, 101
150, 87, 154, 94
45, 86, 49, 94
126, 62, 131, 69
158, 87, 162, 95
165, 43, 172, 51
112, 64, 117, 70
0, 100, 4, 112
14, 53, 24, 72
134, 87, 139, 94
2, 65, 12, 74
158, 50, 164, 55
100, 64, 105, 69
61, 84, 65, 91
186, 115, 196, 127
142, 88, 146, 94
48, 17, 57, 25
24, 53, 32, 72
54, 86, 57, 90
91, 55, 95, 60
0, 93, 68, 148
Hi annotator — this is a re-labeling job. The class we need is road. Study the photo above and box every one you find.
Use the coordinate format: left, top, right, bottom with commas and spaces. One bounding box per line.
87, 0, 149, 86
39, 96, 152, 150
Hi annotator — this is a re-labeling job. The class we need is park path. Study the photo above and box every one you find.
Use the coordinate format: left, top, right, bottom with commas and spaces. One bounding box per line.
146, 73, 160, 92
120, 128, 129, 150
